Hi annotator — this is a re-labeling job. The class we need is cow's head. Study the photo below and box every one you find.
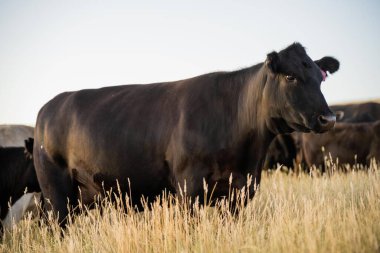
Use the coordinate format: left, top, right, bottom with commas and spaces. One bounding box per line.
264, 43, 339, 134
24, 138, 34, 160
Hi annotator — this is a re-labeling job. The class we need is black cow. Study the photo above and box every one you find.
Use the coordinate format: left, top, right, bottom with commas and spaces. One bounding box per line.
0, 138, 40, 220
0, 125, 34, 147
34, 43, 339, 225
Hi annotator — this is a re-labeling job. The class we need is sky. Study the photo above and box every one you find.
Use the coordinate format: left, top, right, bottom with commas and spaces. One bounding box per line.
0, 0, 379, 124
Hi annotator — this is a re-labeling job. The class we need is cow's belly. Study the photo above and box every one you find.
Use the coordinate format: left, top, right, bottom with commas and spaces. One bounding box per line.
70, 156, 175, 205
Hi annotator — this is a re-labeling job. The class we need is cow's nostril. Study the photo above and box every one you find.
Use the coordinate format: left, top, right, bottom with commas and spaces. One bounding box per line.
318, 115, 328, 125
317, 115, 336, 131
318, 115, 336, 124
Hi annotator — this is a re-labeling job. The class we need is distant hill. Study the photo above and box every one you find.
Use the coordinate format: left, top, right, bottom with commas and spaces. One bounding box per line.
332, 98, 380, 105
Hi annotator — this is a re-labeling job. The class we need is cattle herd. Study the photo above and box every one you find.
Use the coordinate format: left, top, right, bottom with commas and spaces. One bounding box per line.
1, 43, 379, 234
265, 102, 380, 171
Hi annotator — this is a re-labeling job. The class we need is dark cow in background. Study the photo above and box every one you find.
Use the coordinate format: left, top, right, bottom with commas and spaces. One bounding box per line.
0, 125, 34, 147
330, 102, 380, 123
34, 43, 339, 225
265, 101, 380, 170
296, 120, 380, 171
264, 134, 297, 169
0, 138, 40, 221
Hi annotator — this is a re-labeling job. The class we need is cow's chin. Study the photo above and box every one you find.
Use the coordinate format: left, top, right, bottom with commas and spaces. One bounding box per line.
288, 117, 335, 133
269, 118, 312, 134
270, 117, 333, 134
290, 122, 333, 134
287, 122, 312, 133
310, 124, 333, 134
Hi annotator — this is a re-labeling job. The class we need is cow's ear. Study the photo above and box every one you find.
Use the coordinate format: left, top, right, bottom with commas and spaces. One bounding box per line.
24, 137, 34, 159
335, 111, 344, 121
265, 51, 280, 73
315, 57, 340, 74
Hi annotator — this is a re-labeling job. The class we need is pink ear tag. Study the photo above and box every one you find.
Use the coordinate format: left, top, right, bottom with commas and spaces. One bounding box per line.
321, 69, 327, 81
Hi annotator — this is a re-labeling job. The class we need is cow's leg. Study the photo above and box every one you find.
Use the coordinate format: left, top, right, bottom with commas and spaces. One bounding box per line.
174, 160, 246, 205
34, 148, 77, 227
174, 161, 211, 205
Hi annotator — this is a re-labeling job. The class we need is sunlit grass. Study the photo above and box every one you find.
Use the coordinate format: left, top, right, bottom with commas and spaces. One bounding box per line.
1, 162, 380, 253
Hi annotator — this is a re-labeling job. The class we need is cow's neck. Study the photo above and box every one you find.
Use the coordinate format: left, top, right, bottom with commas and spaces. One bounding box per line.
237, 63, 275, 141
229, 64, 277, 171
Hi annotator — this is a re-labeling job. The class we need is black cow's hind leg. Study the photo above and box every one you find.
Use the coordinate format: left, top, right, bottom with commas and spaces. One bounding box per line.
34, 148, 77, 227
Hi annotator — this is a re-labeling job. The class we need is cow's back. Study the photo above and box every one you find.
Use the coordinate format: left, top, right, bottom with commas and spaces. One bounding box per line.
331, 102, 380, 122
0, 125, 34, 147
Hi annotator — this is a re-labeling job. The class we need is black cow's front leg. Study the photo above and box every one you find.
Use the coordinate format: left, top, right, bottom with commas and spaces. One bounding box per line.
174, 160, 210, 205
174, 160, 250, 207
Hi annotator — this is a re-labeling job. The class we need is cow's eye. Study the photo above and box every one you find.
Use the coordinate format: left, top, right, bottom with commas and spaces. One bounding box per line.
286, 75, 296, 82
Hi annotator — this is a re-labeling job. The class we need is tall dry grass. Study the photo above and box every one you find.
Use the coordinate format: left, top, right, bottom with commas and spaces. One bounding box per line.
1, 162, 380, 253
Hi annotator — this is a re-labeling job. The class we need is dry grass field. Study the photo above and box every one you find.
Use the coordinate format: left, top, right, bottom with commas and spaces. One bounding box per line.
1, 161, 380, 253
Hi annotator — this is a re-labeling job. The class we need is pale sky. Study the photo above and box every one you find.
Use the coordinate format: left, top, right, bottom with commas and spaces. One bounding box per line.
1, 0, 379, 124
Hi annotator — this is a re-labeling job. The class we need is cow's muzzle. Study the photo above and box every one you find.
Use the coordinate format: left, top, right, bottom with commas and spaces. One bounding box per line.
315, 114, 336, 133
